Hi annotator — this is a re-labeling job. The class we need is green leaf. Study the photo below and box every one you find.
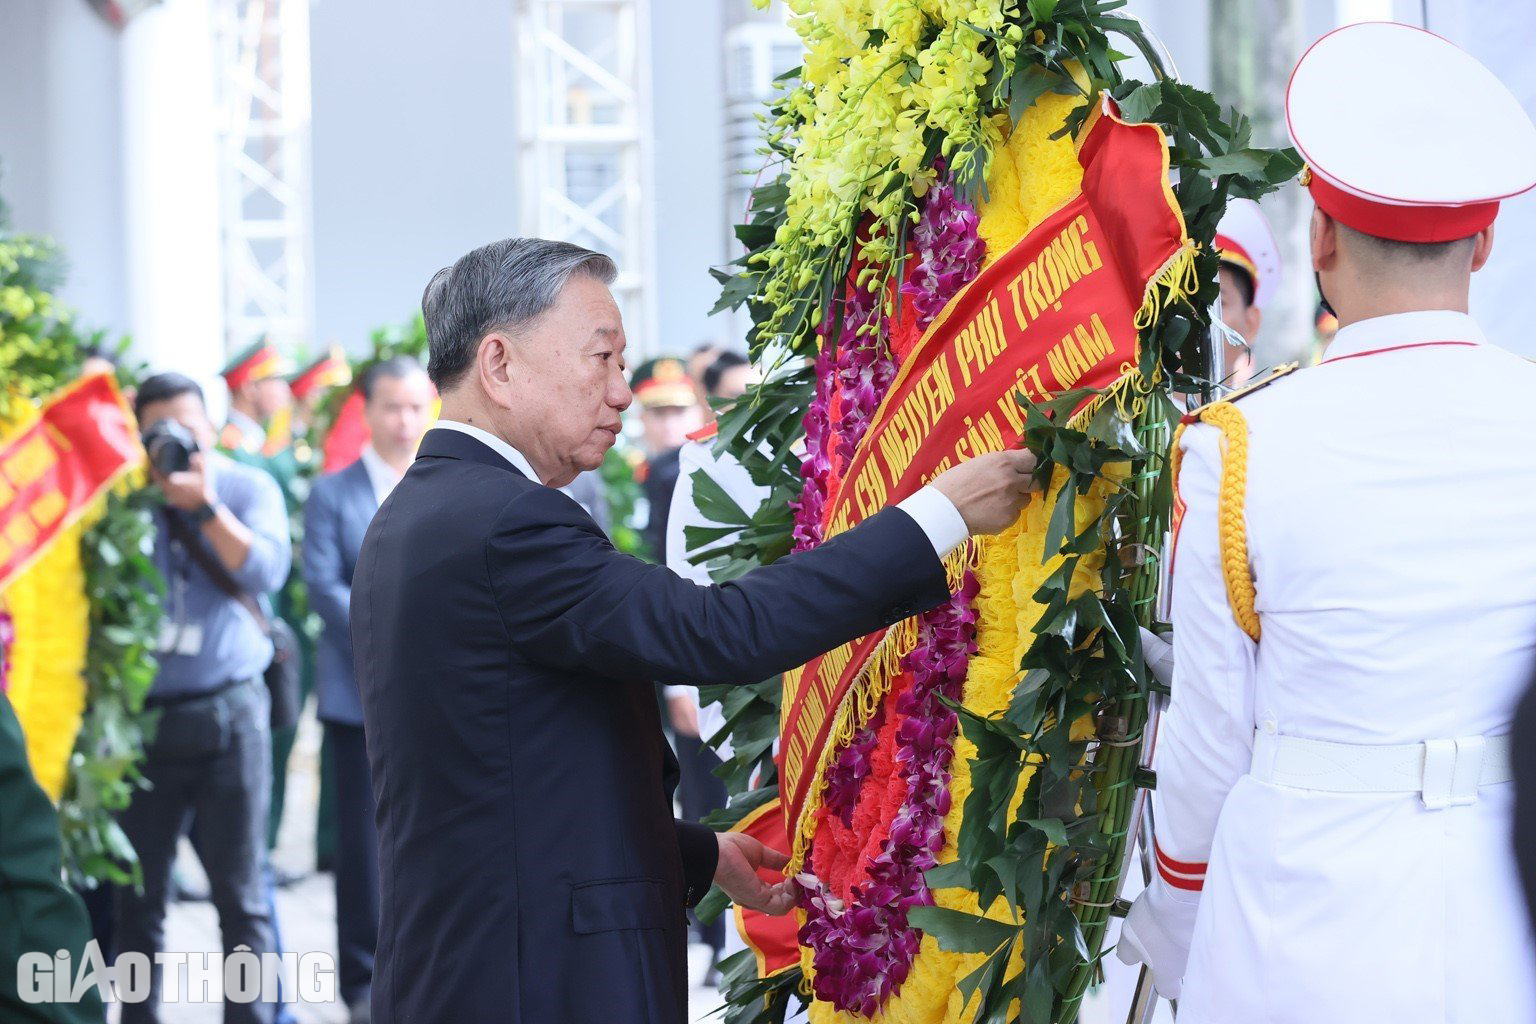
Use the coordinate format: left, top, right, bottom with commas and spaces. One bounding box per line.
1191, 149, 1280, 178
1022, 817, 1070, 846
694, 884, 730, 925
1115, 81, 1163, 124
906, 906, 1018, 954
924, 860, 973, 891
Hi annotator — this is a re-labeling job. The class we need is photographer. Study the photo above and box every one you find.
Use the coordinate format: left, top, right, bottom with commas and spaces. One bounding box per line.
117, 373, 291, 1024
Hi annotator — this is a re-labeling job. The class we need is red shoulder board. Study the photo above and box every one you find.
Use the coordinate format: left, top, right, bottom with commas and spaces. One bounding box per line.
685, 422, 718, 443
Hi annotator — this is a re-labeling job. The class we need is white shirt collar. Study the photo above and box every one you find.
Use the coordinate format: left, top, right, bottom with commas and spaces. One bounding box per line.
428, 420, 542, 483
1324, 310, 1486, 362
358, 445, 405, 504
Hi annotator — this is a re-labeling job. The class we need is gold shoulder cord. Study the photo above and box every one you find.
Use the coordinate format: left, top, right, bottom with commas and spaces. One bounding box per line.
1170, 402, 1260, 641
1168, 364, 1296, 640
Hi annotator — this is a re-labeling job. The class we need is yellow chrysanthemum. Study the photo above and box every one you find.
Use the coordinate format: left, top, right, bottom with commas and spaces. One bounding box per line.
1, 402, 95, 801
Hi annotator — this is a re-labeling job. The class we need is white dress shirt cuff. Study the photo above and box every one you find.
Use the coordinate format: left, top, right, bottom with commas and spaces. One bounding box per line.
895, 486, 969, 561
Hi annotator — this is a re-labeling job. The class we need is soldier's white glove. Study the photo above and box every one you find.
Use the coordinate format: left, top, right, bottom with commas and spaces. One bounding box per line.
1116, 887, 1199, 1000
1139, 627, 1175, 689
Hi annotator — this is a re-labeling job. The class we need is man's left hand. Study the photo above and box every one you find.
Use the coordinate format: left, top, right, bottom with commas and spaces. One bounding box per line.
156, 452, 217, 513
714, 832, 794, 916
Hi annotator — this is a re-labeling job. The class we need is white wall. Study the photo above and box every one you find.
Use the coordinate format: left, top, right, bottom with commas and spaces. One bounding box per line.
307, 0, 522, 352
0, 0, 129, 339
1427, 0, 1536, 356
647, 0, 729, 355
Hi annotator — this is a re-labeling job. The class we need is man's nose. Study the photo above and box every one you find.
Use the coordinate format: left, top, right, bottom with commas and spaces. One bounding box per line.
612, 379, 633, 412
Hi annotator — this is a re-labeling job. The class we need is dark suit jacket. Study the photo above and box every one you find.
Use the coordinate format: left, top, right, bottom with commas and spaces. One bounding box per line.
351, 427, 949, 1024
1515, 671, 1536, 929
303, 459, 377, 727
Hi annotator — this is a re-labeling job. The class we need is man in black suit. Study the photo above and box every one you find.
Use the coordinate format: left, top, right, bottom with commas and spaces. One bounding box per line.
351, 237, 1040, 1024
303, 356, 434, 1024
1516, 673, 1536, 927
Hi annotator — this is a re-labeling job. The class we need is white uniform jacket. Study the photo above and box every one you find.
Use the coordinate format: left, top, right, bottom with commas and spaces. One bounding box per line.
1135, 310, 1536, 1023
664, 433, 771, 757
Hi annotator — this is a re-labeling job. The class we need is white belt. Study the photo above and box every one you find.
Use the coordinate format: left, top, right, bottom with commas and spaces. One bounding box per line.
1250, 730, 1512, 810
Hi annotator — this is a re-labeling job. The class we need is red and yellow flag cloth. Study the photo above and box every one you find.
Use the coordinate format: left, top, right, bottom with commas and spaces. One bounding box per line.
733, 800, 805, 977
778, 97, 1192, 873
0, 374, 142, 593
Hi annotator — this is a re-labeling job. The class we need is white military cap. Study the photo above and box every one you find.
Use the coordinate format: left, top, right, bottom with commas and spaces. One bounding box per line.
1287, 22, 1536, 242
1214, 198, 1280, 309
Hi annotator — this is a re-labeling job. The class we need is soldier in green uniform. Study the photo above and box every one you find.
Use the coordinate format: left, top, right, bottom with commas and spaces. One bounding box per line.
0, 690, 105, 1024
218, 340, 291, 459
281, 351, 352, 871
216, 342, 311, 861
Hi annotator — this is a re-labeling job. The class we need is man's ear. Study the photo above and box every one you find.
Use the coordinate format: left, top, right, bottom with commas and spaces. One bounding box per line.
1246, 305, 1263, 344
1470, 223, 1496, 272
1310, 207, 1337, 272
477, 333, 517, 406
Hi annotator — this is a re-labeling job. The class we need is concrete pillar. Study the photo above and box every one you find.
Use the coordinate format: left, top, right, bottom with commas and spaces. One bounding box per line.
120, 0, 227, 382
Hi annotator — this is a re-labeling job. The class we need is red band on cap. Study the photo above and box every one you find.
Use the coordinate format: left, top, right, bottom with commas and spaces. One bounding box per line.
1214, 234, 1259, 285
1308, 173, 1498, 243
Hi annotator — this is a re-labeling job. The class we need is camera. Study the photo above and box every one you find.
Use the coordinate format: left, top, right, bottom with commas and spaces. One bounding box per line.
142, 419, 201, 476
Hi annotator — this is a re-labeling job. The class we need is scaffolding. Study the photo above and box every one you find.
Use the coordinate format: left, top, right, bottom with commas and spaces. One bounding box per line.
211, 0, 313, 356
516, 0, 654, 352
722, 12, 800, 347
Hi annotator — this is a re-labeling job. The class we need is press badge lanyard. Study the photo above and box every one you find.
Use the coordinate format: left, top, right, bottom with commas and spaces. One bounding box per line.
160, 512, 203, 657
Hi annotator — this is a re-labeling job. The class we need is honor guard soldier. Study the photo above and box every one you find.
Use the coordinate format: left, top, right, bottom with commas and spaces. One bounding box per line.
284, 347, 353, 473
288, 347, 353, 440
219, 339, 292, 457
630, 356, 704, 561
1213, 196, 1281, 386
1119, 23, 1536, 1023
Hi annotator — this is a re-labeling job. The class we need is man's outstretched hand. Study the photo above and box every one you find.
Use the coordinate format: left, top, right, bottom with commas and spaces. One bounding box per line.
714, 832, 795, 916
930, 448, 1043, 536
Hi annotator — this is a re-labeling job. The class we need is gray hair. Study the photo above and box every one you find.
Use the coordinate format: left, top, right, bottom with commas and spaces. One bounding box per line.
421, 238, 617, 390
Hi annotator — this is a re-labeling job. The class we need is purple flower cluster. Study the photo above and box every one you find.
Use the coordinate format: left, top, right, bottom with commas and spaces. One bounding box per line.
797, 572, 979, 1015
832, 284, 897, 467
902, 178, 984, 331
0, 607, 12, 693
822, 704, 886, 825
792, 175, 988, 1016
790, 341, 838, 553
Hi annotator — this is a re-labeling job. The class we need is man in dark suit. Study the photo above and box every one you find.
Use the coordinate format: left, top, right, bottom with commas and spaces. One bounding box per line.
1516, 673, 1536, 928
351, 237, 1040, 1024
303, 357, 434, 1024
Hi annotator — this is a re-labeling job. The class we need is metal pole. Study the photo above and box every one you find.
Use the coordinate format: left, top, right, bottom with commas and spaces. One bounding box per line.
1105, 19, 1182, 1019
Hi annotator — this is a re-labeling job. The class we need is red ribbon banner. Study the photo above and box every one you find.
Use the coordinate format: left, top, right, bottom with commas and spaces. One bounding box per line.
0, 374, 143, 592
780, 100, 1188, 844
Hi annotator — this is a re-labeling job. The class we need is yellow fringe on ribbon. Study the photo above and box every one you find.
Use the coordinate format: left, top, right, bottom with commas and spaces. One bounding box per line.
1170, 404, 1260, 640
788, 541, 982, 878
1133, 240, 1201, 332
